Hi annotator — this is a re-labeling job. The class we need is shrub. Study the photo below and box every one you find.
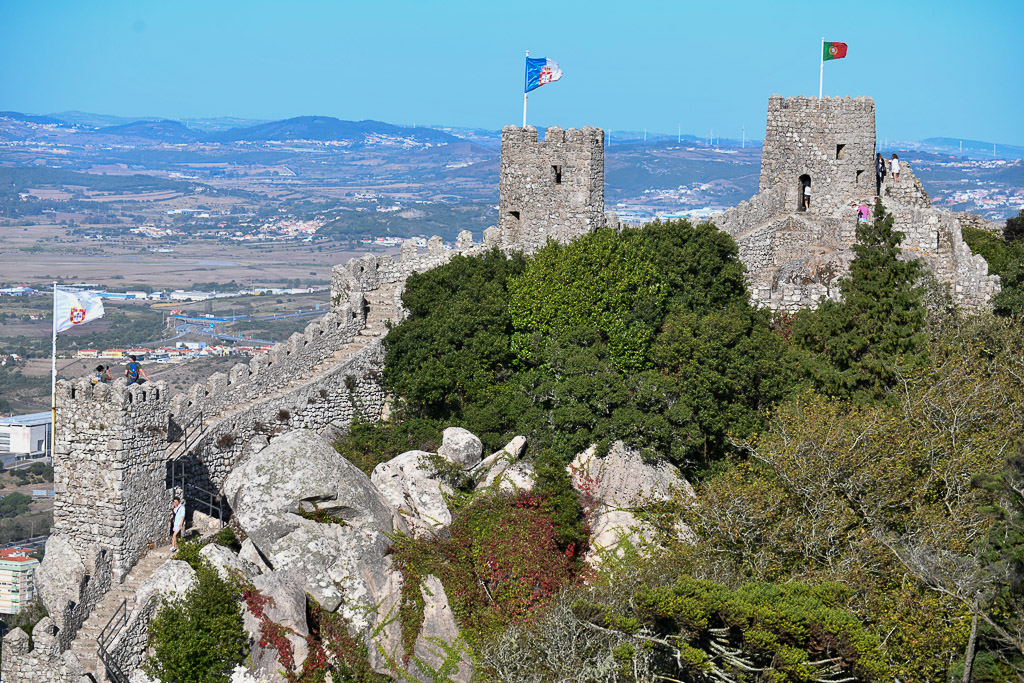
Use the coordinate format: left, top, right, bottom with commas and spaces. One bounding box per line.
392, 491, 583, 650
332, 417, 443, 475
214, 526, 240, 552
1004, 209, 1024, 242
962, 225, 1024, 275
147, 562, 248, 683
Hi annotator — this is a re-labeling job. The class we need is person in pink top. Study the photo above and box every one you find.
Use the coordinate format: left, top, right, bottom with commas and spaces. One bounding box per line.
857, 203, 870, 222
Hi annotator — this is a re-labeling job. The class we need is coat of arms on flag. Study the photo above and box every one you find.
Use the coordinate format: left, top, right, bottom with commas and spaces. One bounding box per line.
54, 288, 104, 333
525, 57, 563, 93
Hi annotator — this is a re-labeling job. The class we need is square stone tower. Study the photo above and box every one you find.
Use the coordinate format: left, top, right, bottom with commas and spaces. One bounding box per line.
53, 379, 173, 581
759, 95, 876, 214
498, 125, 605, 252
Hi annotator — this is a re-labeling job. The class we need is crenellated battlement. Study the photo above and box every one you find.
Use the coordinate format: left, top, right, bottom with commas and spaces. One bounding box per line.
767, 94, 876, 113
57, 377, 167, 407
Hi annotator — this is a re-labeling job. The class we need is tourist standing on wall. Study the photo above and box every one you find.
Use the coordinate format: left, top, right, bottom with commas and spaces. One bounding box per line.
92, 365, 111, 384
875, 153, 886, 194
124, 355, 148, 385
170, 497, 186, 550
891, 154, 900, 183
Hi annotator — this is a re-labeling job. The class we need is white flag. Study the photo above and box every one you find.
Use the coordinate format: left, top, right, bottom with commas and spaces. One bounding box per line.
54, 288, 104, 333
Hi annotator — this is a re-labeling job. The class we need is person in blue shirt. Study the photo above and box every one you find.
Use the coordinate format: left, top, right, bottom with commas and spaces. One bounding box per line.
124, 355, 148, 385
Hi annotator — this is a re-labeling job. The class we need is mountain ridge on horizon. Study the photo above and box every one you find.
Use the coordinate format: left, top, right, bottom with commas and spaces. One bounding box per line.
2, 110, 1023, 160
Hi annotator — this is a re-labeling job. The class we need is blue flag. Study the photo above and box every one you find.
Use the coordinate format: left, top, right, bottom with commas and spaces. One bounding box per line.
525, 57, 563, 93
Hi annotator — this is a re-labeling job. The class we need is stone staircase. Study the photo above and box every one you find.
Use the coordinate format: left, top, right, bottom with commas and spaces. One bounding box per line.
69, 545, 175, 681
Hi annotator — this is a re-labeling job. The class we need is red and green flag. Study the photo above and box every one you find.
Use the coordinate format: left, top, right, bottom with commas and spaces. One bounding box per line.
823, 41, 848, 61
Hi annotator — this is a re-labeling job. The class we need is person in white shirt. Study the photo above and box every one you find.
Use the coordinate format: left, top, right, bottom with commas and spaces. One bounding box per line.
803, 182, 811, 210
169, 497, 186, 550
891, 154, 900, 183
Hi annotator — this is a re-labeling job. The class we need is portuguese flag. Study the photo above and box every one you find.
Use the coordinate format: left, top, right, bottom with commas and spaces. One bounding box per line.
823, 41, 848, 61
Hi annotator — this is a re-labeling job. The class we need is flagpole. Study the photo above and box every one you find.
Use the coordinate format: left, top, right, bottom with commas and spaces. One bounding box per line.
818, 37, 824, 102
50, 282, 57, 467
522, 50, 529, 128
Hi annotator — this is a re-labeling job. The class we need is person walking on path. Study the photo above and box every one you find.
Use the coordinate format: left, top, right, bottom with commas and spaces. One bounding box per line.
875, 153, 886, 195
891, 153, 900, 184
169, 497, 186, 550
124, 355, 148, 385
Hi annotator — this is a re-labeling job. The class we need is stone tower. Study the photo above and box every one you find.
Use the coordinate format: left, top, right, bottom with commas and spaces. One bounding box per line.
52, 379, 173, 581
759, 95, 876, 214
497, 125, 605, 251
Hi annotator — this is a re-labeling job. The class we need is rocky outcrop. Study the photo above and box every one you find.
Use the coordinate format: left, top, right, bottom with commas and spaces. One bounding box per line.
242, 571, 310, 683
221, 429, 406, 667
135, 560, 197, 608
200, 543, 261, 583
409, 575, 473, 683
371, 450, 453, 537
570, 442, 693, 561
370, 428, 488, 536
437, 427, 483, 469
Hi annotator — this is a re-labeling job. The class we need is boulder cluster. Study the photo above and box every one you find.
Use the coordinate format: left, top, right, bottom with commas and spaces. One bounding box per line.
132, 427, 690, 682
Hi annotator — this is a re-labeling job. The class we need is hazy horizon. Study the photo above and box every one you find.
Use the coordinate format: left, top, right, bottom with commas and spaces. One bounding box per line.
2, 0, 1022, 145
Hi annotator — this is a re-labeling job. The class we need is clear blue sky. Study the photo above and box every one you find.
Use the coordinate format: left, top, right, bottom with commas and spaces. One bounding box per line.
2, 0, 1022, 145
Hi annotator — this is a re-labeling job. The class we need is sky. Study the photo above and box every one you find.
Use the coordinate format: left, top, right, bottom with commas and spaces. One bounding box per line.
2, 0, 1022, 145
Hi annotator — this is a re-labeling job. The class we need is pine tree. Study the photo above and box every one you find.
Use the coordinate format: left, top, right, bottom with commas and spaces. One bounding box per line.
794, 200, 926, 402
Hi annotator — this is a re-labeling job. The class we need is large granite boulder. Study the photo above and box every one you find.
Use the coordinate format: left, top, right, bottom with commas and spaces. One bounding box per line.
371, 450, 452, 537
200, 543, 261, 583
136, 560, 197, 607
410, 575, 472, 682
242, 571, 310, 683
222, 429, 405, 665
35, 535, 87, 620
569, 442, 693, 561
437, 427, 483, 469
472, 436, 528, 489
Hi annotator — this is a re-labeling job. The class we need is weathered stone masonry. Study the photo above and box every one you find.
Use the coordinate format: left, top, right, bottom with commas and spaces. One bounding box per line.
717, 95, 1000, 311
497, 125, 607, 251
53, 381, 171, 584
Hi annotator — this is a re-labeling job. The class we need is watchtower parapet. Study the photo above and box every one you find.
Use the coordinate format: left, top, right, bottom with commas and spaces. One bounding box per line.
53, 378, 171, 581
760, 95, 876, 213
498, 125, 605, 252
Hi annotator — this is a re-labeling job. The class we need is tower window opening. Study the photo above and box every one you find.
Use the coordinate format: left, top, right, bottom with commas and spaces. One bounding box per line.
509, 210, 520, 222
552, 165, 562, 184
836, 143, 847, 160
856, 169, 864, 184
798, 174, 811, 212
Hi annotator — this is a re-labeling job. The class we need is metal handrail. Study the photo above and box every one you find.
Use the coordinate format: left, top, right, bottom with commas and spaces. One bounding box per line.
98, 598, 127, 649
96, 598, 130, 683
97, 640, 131, 683
167, 411, 204, 463
189, 482, 228, 526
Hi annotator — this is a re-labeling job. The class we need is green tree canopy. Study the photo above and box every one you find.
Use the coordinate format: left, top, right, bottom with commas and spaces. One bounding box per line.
793, 200, 927, 402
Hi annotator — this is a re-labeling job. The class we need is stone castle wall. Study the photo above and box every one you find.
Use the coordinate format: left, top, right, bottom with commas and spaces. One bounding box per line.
718, 95, 1000, 311
52, 380, 171, 582
497, 125, 605, 251
1, 619, 84, 683
760, 95, 876, 214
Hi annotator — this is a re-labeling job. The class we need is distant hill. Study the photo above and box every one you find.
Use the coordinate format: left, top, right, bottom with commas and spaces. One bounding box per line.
887, 137, 1024, 160
94, 119, 201, 142
0, 111, 69, 126
47, 111, 135, 128
208, 116, 461, 145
